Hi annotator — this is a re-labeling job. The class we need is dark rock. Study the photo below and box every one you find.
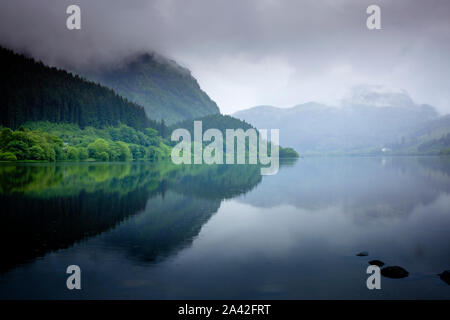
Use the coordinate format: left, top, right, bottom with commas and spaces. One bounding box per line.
369, 260, 385, 267
356, 251, 369, 257
381, 266, 409, 279
439, 270, 450, 285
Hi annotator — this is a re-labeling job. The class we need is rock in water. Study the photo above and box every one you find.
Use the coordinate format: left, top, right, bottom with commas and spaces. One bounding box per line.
356, 251, 369, 257
439, 270, 450, 285
381, 266, 409, 279
369, 260, 385, 267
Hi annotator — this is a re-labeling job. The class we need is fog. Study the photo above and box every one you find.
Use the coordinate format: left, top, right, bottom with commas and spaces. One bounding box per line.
0, 0, 449, 113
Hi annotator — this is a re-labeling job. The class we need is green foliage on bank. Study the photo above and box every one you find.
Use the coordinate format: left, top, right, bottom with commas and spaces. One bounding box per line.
0, 122, 171, 162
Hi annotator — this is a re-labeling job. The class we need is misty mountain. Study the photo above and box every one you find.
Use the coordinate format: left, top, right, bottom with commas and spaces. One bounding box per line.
233, 87, 443, 154
82, 53, 220, 125
0, 47, 161, 132
387, 115, 450, 154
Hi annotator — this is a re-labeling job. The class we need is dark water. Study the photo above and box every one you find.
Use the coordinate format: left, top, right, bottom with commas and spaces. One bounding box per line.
0, 157, 449, 299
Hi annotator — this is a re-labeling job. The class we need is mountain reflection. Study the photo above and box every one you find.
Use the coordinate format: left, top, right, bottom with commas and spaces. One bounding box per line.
239, 157, 450, 219
0, 162, 262, 273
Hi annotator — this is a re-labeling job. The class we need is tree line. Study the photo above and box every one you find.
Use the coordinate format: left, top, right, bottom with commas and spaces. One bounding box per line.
0, 46, 167, 134
0, 122, 171, 162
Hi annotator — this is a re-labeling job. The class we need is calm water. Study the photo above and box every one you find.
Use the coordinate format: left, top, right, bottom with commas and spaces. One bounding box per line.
0, 157, 449, 299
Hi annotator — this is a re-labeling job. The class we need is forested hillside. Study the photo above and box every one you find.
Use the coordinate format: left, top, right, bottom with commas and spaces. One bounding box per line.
385, 115, 450, 154
0, 46, 298, 162
169, 114, 299, 158
169, 114, 255, 134
83, 53, 220, 125
0, 47, 164, 132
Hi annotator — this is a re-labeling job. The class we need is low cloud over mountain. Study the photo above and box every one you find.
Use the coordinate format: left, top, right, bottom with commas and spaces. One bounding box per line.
234, 86, 443, 154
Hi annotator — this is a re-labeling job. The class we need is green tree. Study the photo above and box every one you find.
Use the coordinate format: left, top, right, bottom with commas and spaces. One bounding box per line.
29, 145, 46, 160
98, 151, 109, 161
0, 128, 13, 147
77, 147, 89, 160
88, 138, 109, 160
5, 140, 29, 160
0, 152, 17, 161
116, 142, 132, 161
66, 146, 80, 160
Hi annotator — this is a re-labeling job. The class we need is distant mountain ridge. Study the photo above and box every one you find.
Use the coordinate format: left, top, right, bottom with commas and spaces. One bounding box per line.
82, 53, 220, 125
233, 87, 447, 154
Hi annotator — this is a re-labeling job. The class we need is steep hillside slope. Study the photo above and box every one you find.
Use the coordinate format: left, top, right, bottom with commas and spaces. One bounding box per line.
0, 47, 161, 132
83, 53, 220, 125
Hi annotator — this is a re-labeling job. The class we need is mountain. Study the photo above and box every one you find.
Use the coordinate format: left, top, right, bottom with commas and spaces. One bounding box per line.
387, 115, 450, 154
0, 46, 173, 162
233, 87, 441, 154
0, 47, 162, 132
82, 53, 220, 125
169, 114, 299, 158
169, 114, 255, 135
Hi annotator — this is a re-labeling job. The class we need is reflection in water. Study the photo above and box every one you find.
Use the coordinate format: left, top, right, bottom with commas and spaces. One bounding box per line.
0, 157, 449, 299
0, 162, 262, 273
239, 157, 450, 214
102, 191, 221, 264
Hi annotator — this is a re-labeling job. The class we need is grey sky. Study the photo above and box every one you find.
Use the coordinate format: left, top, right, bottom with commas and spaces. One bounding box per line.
0, 0, 449, 114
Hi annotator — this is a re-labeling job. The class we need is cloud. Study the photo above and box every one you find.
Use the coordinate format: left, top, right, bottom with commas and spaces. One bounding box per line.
0, 0, 449, 113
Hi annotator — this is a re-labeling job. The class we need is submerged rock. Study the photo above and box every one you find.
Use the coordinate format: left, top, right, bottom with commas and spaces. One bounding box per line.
381, 266, 409, 279
369, 260, 385, 267
439, 270, 450, 285
356, 251, 369, 257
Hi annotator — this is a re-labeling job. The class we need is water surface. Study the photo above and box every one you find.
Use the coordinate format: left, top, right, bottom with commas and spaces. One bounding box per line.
0, 157, 449, 299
